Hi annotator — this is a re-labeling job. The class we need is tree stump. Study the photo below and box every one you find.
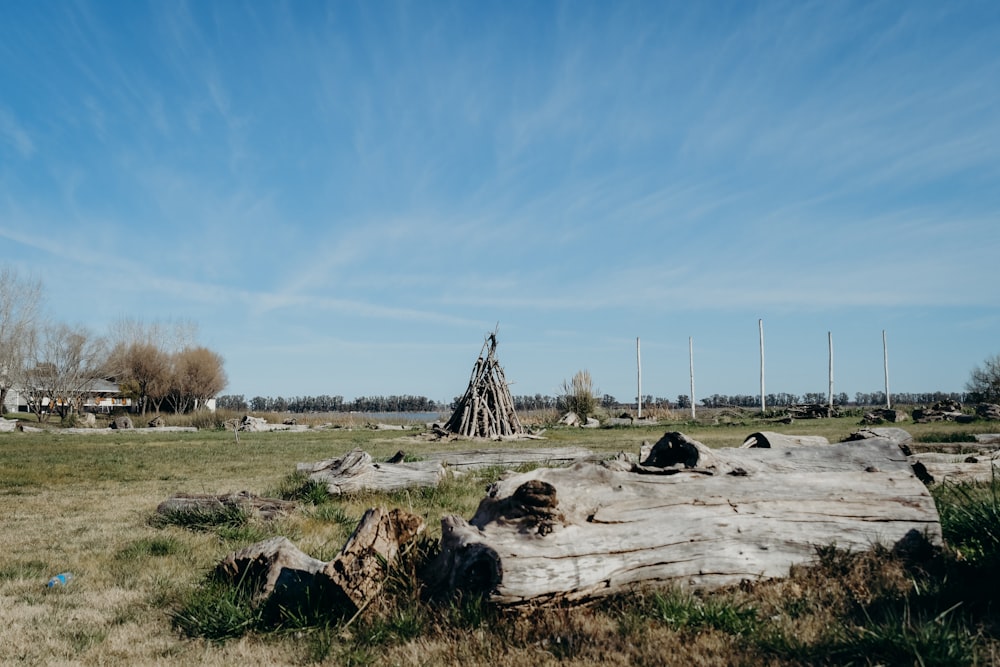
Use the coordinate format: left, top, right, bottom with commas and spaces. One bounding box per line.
214, 507, 425, 617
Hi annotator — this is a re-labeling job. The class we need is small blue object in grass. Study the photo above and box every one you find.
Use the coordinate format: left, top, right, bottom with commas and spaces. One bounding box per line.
46, 572, 73, 588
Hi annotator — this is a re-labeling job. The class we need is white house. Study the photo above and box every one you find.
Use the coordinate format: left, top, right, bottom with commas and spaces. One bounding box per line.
3, 379, 133, 414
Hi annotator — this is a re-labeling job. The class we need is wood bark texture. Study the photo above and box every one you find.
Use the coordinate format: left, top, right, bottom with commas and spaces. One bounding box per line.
215, 507, 425, 616
426, 432, 941, 606
156, 491, 295, 521
741, 431, 830, 448
298, 447, 597, 495
297, 448, 446, 495
908, 452, 1000, 484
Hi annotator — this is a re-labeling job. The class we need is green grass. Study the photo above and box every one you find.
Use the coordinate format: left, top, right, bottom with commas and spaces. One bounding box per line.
2, 416, 1000, 665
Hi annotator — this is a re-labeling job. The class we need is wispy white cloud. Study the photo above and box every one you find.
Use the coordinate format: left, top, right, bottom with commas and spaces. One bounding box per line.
0, 107, 34, 157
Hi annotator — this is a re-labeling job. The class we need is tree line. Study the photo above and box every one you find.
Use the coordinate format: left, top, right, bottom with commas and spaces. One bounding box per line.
693, 391, 970, 409
216, 394, 444, 413
216, 388, 978, 416
0, 268, 227, 421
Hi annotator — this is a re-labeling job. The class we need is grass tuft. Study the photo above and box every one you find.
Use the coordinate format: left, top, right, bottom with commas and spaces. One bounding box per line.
150, 504, 251, 532
171, 577, 261, 641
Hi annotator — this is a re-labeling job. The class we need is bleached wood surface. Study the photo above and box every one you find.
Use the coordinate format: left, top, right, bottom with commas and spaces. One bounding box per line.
215, 507, 425, 614
429, 447, 597, 471
428, 436, 941, 606
297, 447, 597, 494
741, 431, 830, 448
297, 449, 446, 495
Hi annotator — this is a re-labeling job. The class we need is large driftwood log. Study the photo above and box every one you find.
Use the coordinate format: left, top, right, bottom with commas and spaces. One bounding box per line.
215, 507, 425, 616
156, 491, 295, 521
426, 433, 941, 606
908, 452, 1000, 484
429, 447, 596, 472
741, 431, 830, 448
297, 447, 596, 495
298, 449, 446, 495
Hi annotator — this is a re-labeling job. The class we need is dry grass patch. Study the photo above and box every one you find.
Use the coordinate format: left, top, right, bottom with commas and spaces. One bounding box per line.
2, 420, 999, 665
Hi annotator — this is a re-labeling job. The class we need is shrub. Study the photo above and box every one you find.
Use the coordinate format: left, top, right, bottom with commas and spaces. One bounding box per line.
559, 370, 598, 420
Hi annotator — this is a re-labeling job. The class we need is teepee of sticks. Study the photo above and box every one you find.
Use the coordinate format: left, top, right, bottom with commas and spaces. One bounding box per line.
445, 333, 525, 439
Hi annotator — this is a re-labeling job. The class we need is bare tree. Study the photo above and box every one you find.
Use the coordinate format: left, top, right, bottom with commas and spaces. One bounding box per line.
118, 343, 170, 416
967, 354, 1000, 404
106, 318, 197, 415
0, 268, 43, 412
165, 346, 227, 414
22, 323, 108, 421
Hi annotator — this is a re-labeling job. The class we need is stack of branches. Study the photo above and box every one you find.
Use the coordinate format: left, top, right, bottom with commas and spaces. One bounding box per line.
445, 333, 524, 439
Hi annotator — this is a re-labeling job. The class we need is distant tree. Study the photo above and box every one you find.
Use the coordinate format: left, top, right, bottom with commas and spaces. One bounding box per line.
675, 394, 690, 409
112, 342, 170, 416
23, 323, 108, 421
216, 394, 247, 411
164, 347, 227, 414
966, 354, 1000, 404
180, 346, 227, 412
106, 318, 197, 415
0, 268, 42, 411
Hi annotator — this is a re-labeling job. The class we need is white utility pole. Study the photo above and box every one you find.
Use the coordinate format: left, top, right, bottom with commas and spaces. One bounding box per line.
689, 336, 696, 420
828, 331, 834, 416
759, 319, 766, 413
883, 330, 891, 409
636, 337, 642, 419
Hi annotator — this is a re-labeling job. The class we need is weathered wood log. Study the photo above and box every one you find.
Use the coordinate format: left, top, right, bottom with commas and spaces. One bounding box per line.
215, 536, 327, 609
214, 507, 425, 617
321, 507, 426, 612
742, 431, 830, 448
910, 442, 999, 454
431, 447, 597, 472
297, 448, 446, 495
156, 491, 296, 521
908, 452, 1000, 484
425, 434, 941, 606
297, 447, 596, 495
845, 426, 913, 445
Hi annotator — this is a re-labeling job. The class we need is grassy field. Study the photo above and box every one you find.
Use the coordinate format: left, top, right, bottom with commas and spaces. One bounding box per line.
1, 413, 999, 665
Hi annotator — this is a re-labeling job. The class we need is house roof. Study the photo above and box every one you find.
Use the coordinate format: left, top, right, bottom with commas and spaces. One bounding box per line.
82, 379, 121, 394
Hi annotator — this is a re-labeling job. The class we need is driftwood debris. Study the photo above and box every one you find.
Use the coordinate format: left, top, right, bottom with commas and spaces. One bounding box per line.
788, 403, 838, 419
976, 404, 1000, 421
444, 333, 525, 439
297, 449, 446, 495
433, 447, 597, 472
741, 431, 830, 448
913, 400, 968, 423
862, 409, 911, 425
298, 447, 597, 495
908, 451, 1000, 484
215, 507, 425, 616
156, 491, 295, 521
426, 432, 941, 606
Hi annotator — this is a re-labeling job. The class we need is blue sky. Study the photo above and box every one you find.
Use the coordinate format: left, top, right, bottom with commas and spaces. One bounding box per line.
1, 1, 998, 404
